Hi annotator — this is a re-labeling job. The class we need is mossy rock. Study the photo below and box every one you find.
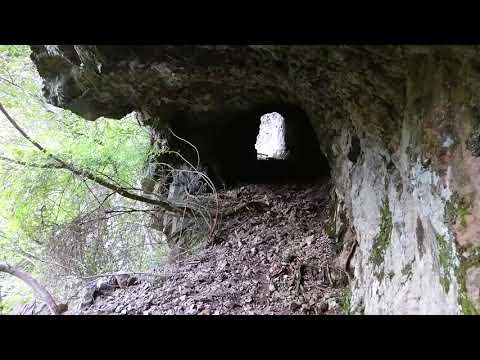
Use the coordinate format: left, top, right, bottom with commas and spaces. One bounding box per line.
436, 234, 453, 294
455, 254, 480, 315
369, 194, 393, 267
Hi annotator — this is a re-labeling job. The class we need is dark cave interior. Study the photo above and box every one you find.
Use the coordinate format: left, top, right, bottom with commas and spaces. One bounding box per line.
167, 103, 331, 188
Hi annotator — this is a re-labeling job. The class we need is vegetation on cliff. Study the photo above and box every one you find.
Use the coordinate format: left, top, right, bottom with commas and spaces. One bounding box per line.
0, 45, 154, 312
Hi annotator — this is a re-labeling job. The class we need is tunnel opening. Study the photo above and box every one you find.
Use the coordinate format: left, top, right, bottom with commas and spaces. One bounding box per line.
255, 112, 289, 160
240, 105, 331, 186
165, 104, 331, 189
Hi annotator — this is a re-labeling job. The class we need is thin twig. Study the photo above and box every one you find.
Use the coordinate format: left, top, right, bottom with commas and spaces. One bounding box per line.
0, 102, 196, 216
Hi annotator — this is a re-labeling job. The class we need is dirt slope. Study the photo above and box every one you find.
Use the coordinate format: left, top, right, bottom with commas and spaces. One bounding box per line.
76, 178, 343, 315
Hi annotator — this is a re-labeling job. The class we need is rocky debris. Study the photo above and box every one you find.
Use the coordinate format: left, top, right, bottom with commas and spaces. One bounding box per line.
77, 180, 342, 315
72, 273, 138, 312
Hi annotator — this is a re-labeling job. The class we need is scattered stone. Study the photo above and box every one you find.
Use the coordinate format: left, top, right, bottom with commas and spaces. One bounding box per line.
115, 273, 132, 289
185, 307, 198, 315
283, 252, 296, 263
75, 182, 339, 315
290, 302, 301, 312
327, 298, 339, 310
319, 302, 329, 313
305, 235, 315, 246
103, 305, 117, 313
77, 282, 97, 310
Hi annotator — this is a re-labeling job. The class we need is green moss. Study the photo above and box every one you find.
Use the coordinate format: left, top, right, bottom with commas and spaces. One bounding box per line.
444, 193, 480, 312
467, 105, 480, 157
443, 191, 480, 312
422, 128, 442, 158
351, 298, 365, 315
445, 193, 460, 225
369, 195, 393, 267
339, 286, 352, 315
436, 234, 453, 293
325, 220, 336, 240
444, 192, 470, 229
325, 193, 338, 241
459, 295, 479, 315
457, 205, 470, 229
455, 254, 480, 315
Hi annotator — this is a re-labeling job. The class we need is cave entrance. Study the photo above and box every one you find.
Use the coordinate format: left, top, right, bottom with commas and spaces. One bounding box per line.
167, 104, 331, 188
255, 112, 288, 160
238, 105, 331, 185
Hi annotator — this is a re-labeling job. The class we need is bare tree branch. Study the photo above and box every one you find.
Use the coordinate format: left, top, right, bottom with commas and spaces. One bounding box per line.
0, 102, 195, 216
0, 261, 61, 315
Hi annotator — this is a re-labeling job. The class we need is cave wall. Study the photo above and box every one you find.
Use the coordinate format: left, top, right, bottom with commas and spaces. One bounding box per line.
30, 45, 480, 314
327, 50, 480, 314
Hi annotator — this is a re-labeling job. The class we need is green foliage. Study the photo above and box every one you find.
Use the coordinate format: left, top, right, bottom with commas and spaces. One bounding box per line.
339, 286, 352, 315
325, 220, 337, 242
0, 294, 5, 314
467, 105, 480, 157
445, 192, 471, 229
369, 194, 393, 267
457, 205, 470, 229
455, 254, 480, 315
436, 234, 453, 294
0, 45, 149, 245
0, 45, 154, 305
0, 274, 33, 314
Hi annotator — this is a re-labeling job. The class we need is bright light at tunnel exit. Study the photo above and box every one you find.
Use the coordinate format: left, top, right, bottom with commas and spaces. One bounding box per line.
255, 112, 288, 160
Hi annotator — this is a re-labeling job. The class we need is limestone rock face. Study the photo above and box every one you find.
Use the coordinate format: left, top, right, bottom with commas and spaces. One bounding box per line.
30, 45, 480, 314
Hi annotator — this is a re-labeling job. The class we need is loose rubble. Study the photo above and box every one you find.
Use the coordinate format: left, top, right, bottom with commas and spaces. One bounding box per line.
73, 179, 342, 315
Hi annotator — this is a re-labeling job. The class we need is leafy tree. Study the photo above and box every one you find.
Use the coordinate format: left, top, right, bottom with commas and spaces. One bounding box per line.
0, 45, 161, 309
0, 46, 216, 312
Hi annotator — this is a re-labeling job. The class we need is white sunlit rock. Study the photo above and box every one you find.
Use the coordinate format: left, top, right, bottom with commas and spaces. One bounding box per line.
255, 112, 287, 160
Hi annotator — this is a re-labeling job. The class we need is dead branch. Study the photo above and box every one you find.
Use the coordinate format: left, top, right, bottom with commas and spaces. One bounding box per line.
104, 208, 158, 214
0, 102, 195, 217
16, 247, 79, 275
168, 128, 200, 169
0, 262, 61, 315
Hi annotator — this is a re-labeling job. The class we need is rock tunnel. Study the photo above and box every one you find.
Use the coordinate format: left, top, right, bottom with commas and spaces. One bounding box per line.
29, 45, 480, 314
165, 103, 330, 187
